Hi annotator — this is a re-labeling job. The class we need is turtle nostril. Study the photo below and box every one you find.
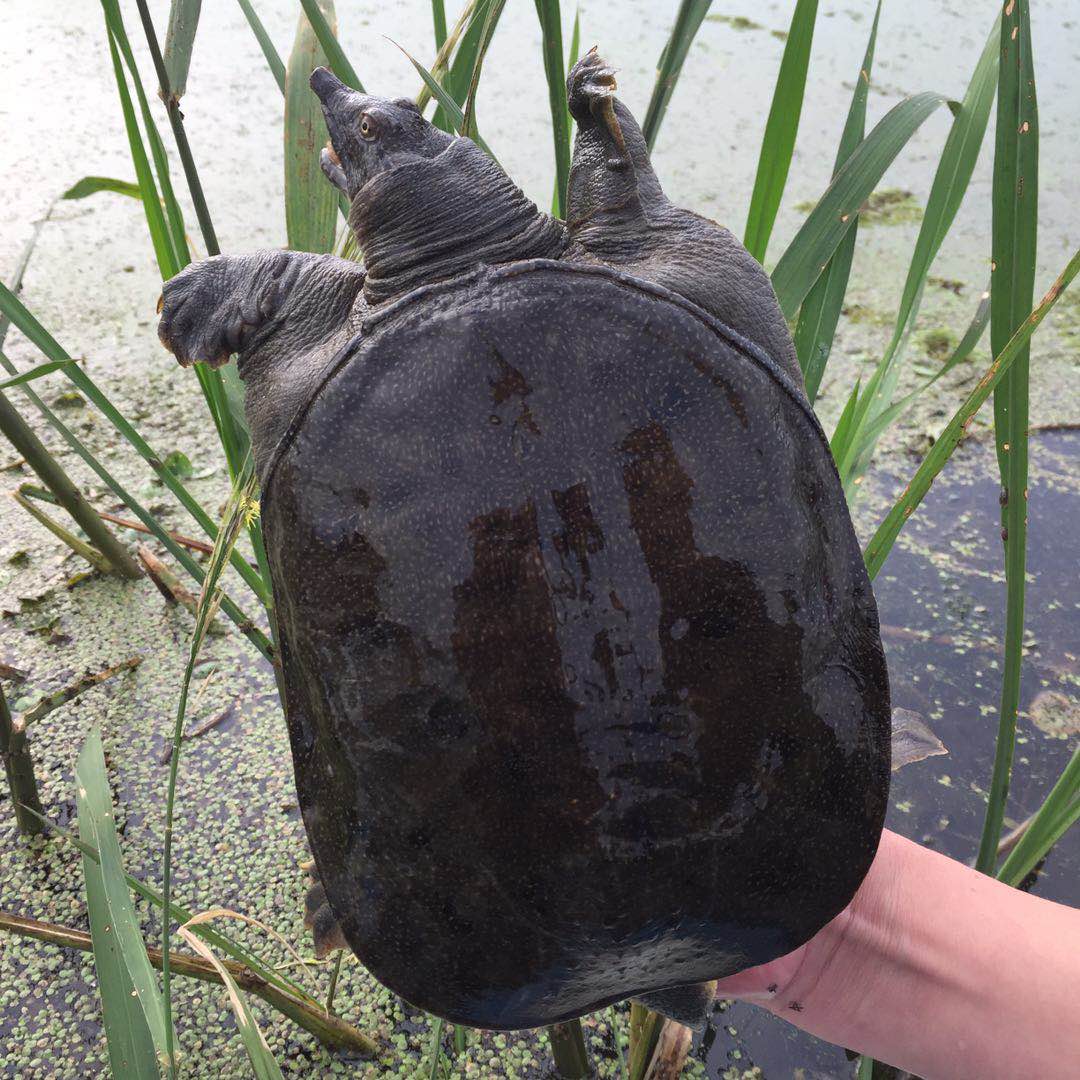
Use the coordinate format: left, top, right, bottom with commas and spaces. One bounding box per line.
309, 65, 345, 102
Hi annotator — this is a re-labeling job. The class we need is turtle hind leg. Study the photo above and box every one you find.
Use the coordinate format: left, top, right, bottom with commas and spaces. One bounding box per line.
567, 48, 627, 156
303, 873, 349, 959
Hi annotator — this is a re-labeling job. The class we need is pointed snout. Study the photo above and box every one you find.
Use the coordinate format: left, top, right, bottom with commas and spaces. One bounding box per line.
310, 66, 347, 104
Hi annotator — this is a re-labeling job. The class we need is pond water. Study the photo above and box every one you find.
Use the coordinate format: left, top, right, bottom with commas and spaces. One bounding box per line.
1, 2, 1078, 1078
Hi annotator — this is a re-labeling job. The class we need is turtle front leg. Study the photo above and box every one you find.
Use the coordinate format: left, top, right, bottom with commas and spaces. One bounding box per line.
158, 251, 315, 369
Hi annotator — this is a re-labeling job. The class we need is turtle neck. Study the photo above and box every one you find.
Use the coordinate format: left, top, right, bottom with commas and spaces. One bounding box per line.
350, 138, 567, 305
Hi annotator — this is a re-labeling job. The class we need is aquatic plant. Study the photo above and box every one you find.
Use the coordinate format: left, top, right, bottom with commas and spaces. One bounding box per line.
0, 1, 1076, 1077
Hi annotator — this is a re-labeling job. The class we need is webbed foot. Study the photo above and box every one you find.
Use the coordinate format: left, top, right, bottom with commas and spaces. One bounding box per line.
303, 870, 349, 959
158, 251, 300, 368
567, 47, 627, 155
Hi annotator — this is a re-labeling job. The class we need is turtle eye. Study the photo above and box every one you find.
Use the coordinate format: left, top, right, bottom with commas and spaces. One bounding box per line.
359, 114, 377, 141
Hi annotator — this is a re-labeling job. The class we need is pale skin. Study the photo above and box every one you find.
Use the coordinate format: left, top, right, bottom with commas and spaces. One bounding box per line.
714, 829, 1080, 1079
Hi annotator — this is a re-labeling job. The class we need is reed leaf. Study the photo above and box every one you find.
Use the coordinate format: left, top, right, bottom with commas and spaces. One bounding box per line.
642, 1, 712, 151
62, 176, 141, 201
177, 919, 286, 1079
108, 0, 253, 486
795, 1, 879, 403
416, 0, 483, 118
427, 1017, 445, 1079
394, 43, 498, 161
976, 0, 1039, 875
0, 358, 75, 388
163, 0, 202, 104
161, 470, 261, 1073
534, 0, 571, 217
286, 0, 340, 254
828, 378, 862, 467
0, 393, 141, 578
862, 245, 1078, 579
101, 0, 190, 270
838, 20, 999, 488
32, 807, 313, 1004
997, 748, 1079, 887
771, 91, 949, 319
743, 0, 819, 263
432, 1, 448, 51
77, 726, 175, 1076
102, 23, 178, 278
462, 0, 509, 142
299, 0, 363, 91
845, 284, 990, 457
432, 0, 496, 134
236, 0, 286, 92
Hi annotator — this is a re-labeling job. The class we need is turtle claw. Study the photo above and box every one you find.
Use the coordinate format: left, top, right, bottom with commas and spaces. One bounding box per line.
567, 48, 627, 155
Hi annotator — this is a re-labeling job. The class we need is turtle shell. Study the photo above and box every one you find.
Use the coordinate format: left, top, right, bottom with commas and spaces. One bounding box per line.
259, 260, 891, 1030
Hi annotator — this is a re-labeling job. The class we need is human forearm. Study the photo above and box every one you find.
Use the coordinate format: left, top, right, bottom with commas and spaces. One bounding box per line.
715, 829, 1080, 1079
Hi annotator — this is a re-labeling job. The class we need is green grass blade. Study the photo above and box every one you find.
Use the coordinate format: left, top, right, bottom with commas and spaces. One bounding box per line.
0, 358, 76, 388
827, 377, 862, 466
236, 0, 286, 92
795, 1, 879, 403
163, 0, 202, 103
641, 1, 712, 151
997, 748, 1079, 887
743, 0, 819, 263
771, 91, 948, 319
394, 42, 498, 161
462, 0, 509, 141
427, 1017, 445, 1078
286, 0, 340, 254
107, 0, 254, 491
534, 0, 570, 218
862, 246, 1078, 580
101, 0, 190, 270
432, 0, 448, 50
0, 344, 272, 658
838, 21, 999, 487
976, 0, 1039, 876
78, 727, 176, 1075
416, 0, 482, 119
846, 284, 991, 455
102, 25, 178, 277
79, 825, 160, 1077
34, 806, 313, 1003
554, 6, 581, 214
299, 0, 364, 91
178, 923, 287, 1078
432, 0, 493, 133
162, 472, 260, 1075
0, 284, 272, 613
62, 176, 141, 201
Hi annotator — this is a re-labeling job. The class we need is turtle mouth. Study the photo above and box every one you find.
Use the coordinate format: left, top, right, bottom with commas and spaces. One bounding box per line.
320, 141, 349, 196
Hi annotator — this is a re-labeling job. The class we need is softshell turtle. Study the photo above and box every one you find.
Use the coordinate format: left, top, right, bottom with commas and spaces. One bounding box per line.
157, 56, 891, 1031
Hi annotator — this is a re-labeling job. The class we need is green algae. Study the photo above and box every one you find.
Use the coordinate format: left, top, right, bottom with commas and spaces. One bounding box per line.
859, 188, 924, 226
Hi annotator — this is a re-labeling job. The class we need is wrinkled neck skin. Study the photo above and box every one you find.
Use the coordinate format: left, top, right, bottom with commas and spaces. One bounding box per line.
565, 99, 672, 259
351, 138, 568, 305
236, 252, 367, 481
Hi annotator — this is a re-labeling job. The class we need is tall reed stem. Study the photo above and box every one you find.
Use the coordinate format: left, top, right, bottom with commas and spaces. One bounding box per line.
546, 1020, 592, 1078
0, 390, 141, 579
0, 684, 44, 837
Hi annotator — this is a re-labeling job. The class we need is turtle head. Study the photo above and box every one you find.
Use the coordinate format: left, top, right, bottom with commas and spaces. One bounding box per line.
310, 67, 453, 201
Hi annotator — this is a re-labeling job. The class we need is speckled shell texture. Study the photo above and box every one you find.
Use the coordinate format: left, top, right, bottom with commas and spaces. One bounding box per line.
260, 261, 891, 1030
